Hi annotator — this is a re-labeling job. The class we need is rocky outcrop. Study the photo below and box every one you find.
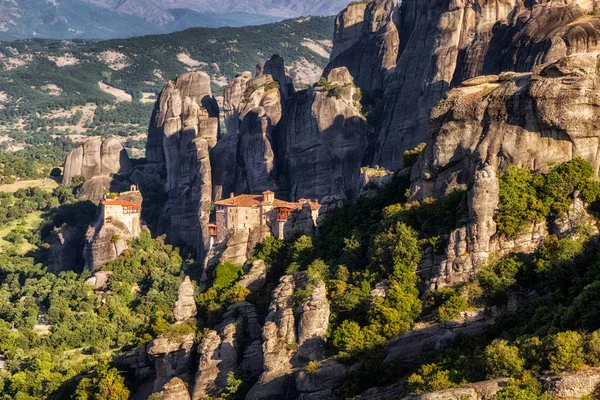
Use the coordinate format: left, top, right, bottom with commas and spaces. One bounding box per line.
391, 379, 508, 400
246, 275, 297, 400
165, 136, 212, 258
192, 325, 237, 399
284, 202, 318, 239
327, 0, 399, 90
205, 225, 271, 271
83, 192, 143, 271
77, 175, 128, 205
223, 71, 252, 135
331, 1, 369, 60
383, 310, 492, 364
146, 71, 218, 258
147, 333, 195, 392
235, 74, 282, 193
295, 360, 348, 400
262, 54, 295, 100
316, 196, 344, 227
156, 377, 191, 400
63, 137, 131, 186
372, 0, 600, 171
238, 259, 267, 292
115, 345, 154, 381
276, 67, 368, 200
47, 226, 84, 273
542, 367, 600, 399
191, 301, 263, 399
408, 53, 600, 286
296, 281, 330, 362
246, 275, 330, 400
85, 271, 113, 289
173, 277, 197, 322
83, 220, 131, 272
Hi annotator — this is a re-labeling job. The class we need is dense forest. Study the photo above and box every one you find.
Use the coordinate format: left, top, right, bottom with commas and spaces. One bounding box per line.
1, 150, 600, 398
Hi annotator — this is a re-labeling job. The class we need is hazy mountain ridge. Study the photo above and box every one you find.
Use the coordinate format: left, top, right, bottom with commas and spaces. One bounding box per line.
0, 0, 349, 40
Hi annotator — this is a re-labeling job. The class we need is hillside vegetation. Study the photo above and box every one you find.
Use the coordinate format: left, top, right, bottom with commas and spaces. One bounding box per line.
0, 17, 333, 176
2, 157, 600, 398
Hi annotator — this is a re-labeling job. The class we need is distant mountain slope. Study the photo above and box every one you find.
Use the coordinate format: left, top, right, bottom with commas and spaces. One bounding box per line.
0, 16, 333, 116
0, 0, 348, 40
84, 0, 352, 22
0, 0, 165, 40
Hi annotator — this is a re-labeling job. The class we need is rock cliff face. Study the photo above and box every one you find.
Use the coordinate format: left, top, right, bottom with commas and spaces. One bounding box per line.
147, 71, 218, 258
147, 334, 195, 392
412, 53, 600, 200
191, 301, 263, 399
276, 67, 368, 200
63, 137, 132, 186
147, 276, 198, 395
173, 277, 197, 322
223, 71, 252, 135
372, 0, 600, 170
47, 226, 84, 274
260, 54, 296, 101
246, 274, 330, 400
411, 53, 600, 287
327, 0, 399, 91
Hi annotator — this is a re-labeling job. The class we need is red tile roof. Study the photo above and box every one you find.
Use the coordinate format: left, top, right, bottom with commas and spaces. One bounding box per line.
215, 194, 320, 211
102, 199, 141, 211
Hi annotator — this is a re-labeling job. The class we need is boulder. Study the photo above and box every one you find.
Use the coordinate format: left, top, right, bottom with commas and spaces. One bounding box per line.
238, 260, 267, 292
147, 333, 195, 392
156, 377, 191, 400
173, 277, 197, 322
541, 368, 600, 400
63, 137, 131, 186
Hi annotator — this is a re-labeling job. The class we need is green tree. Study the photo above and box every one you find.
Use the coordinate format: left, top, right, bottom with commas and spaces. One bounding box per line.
484, 339, 525, 379
548, 331, 585, 374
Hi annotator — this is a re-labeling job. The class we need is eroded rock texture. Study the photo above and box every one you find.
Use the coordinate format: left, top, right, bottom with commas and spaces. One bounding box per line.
173, 277, 197, 322
157, 377, 192, 400
412, 53, 600, 200
47, 226, 84, 273
412, 53, 600, 287
147, 334, 195, 392
147, 71, 218, 257
372, 0, 600, 170
276, 67, 368, 200
63, 137, 132, 186
327, 0, 399, 90
191, 301, 263, 399
246, 274, 330, 400
223, 71, 252, 135
83, 220, 133, 272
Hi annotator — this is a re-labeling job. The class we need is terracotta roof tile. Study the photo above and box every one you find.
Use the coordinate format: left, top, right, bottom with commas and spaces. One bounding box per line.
102, 199, 141, 211
215, 194, 320, 211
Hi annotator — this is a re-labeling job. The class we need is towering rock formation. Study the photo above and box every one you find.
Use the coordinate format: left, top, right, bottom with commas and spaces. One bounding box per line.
327, 0, 399, 91
372, 0, 600, 170
83, 191, 143, 271
331, 1, 369, 60
147, 276, 198, 394
223, 71, 252, 135
191, 301, 263, 399
276, 67, 368, 200
261, 54, 296, 100
63, 137, 132, 190
147, 71, 218, 258
412, 53, 600, 287
246, 274, 330, 400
